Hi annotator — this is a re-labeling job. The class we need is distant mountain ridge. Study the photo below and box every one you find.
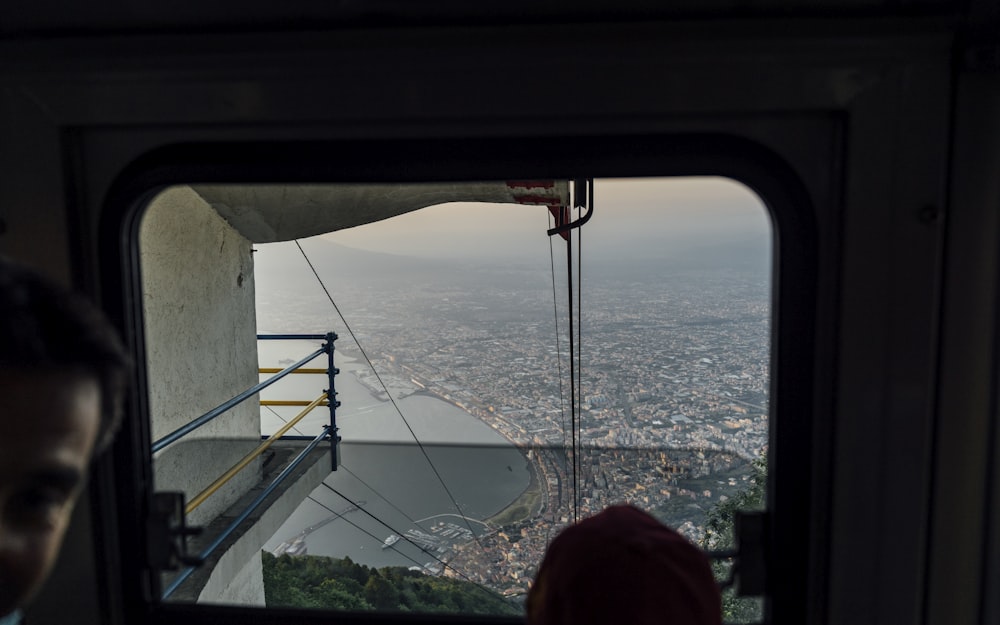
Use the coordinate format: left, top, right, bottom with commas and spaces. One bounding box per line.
255, 231, 770, 298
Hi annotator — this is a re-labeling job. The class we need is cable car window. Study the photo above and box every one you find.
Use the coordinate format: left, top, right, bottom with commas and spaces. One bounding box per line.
138, 177, 771, 622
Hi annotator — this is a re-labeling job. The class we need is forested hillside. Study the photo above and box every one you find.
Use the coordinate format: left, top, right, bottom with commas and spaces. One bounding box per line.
701, 454, 767, 622
262, 552, 520, 615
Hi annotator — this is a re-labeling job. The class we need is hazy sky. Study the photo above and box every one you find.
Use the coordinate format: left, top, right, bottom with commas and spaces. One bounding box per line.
317, 177, 771, 262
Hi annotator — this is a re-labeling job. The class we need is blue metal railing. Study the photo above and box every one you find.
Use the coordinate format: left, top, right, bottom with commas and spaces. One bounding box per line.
152, 347, 325, 453
161, 426, 332, 599
152, 332, 340, 453
154, 332, 341, 599
257, 332, 341, 461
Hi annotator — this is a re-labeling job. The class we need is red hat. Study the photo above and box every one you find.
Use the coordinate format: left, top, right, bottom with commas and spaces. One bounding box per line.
526, 505, 721, 625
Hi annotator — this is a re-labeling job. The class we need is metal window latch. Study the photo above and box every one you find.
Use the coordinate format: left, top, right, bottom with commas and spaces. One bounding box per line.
735, 510, 769, 597
148, 492, 204, 571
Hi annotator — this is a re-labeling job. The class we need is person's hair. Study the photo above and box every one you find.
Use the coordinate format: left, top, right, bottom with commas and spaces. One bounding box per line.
527, 504, 721, 625
0, 256, 131, 453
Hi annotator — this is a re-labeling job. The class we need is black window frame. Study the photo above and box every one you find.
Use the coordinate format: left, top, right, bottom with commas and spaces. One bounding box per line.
96, 133, 819, 625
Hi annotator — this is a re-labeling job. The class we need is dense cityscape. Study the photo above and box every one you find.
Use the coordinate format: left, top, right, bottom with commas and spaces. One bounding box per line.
257, 239, 771, 598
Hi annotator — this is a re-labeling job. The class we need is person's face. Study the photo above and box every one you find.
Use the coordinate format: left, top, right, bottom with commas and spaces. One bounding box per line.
0, 369, 100, 617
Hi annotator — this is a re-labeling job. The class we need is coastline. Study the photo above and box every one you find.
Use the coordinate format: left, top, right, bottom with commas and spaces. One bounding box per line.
344, 352, 545, 527
485, 449, 542, 527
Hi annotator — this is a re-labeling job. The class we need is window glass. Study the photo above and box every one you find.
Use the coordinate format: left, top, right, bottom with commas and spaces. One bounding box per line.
140, 178, 771, 621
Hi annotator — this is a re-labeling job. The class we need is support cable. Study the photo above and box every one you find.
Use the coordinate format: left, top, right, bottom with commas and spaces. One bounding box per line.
314, 483, 506, 604
575, 184, 586, 515
566, 216, 579, 524
263, 404, 307, 437
338, 459, 506, 596
294, 240, 488, 556
546, 180, 594, 524
303, 495, 437, 573
300, 458, 488, 583
338, 463, 423, 528
548, 212, 570, 454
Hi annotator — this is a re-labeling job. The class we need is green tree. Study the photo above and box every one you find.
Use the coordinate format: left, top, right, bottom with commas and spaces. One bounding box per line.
262, 553, 319, 607
316, 578, 372, 610
701, 454, 766, 623
262, 551, 519, 615
364, 572, 401, 610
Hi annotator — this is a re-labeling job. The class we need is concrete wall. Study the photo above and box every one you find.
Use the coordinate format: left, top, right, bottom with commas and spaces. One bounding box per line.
141, 185, 262, 527
195, 447, 332, 606
210, 551, 265, 607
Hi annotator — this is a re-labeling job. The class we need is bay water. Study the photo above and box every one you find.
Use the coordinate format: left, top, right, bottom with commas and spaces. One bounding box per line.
258, 340, 530, 570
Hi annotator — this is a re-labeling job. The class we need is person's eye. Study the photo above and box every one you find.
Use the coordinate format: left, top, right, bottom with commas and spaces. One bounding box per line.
8, 488, 71, 527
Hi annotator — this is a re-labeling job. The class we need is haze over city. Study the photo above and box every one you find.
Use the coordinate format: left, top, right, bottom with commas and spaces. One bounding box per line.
252, 176, 772, 599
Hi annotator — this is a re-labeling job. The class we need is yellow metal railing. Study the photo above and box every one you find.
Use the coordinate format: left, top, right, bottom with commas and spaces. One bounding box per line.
185, 392, 328, 514
159, 333, 341, 600
257, 366, 329, 406
260, 400, 331, 406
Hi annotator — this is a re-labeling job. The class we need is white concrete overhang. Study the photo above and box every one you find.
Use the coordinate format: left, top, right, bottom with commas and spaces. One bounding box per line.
189, 181, 570, 243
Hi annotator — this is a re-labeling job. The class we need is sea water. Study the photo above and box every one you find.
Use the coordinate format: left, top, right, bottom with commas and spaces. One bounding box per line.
258, 340, 530, 569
